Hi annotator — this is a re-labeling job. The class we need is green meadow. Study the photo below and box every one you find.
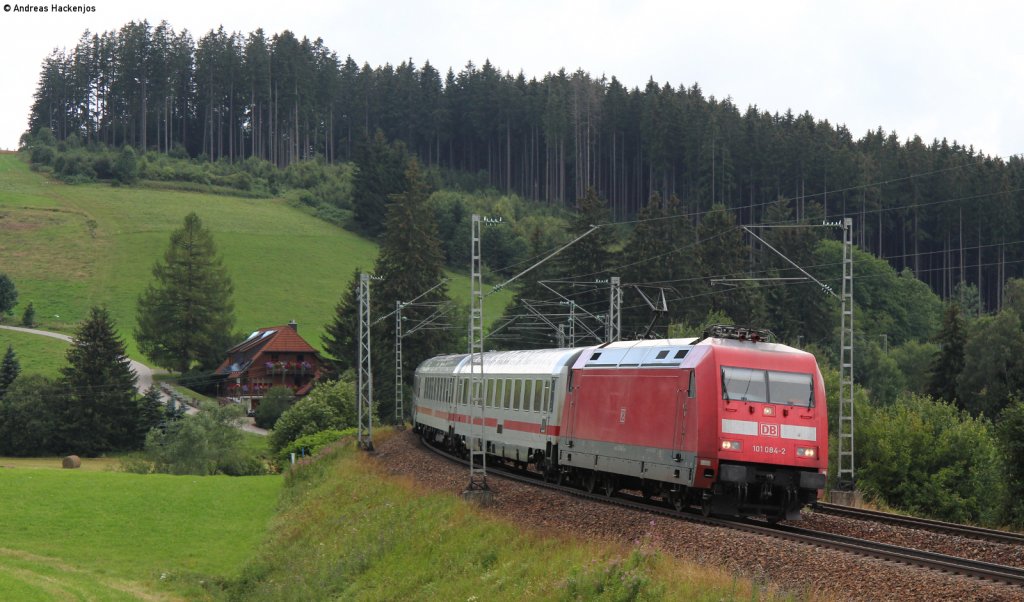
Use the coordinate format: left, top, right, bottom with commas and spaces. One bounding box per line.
0, 153, 510, 365
0, 464, 281, 600
0, 328, 68, 378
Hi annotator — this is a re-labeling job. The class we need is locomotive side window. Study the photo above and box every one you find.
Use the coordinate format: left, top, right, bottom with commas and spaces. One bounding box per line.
688, 370, 696, 398
768, 370, 814, 407
721, 367, 768, 403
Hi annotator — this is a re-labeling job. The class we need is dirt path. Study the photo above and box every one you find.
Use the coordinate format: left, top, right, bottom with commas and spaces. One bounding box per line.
0, 325, 160, 395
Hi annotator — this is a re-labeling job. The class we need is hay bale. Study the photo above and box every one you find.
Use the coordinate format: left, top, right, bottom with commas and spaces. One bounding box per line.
62, 455, 81, 469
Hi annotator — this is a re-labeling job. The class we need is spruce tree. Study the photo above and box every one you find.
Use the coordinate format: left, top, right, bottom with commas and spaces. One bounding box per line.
0, 345, 20, 399
322, 159, 454, 420
136, 212, 235, 373
20, 302, 35, 327
0, 274, 16, 317
321, 268, 362, 371
135, 386, 164, 445
57, 307, 138, 454
927, 303, 966, 404
370, 159, 455, 419
621, 193, 703, 337
352, 131, 410, 237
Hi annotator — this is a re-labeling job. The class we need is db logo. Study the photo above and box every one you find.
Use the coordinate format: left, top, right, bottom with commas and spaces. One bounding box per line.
760, 423, 779, 437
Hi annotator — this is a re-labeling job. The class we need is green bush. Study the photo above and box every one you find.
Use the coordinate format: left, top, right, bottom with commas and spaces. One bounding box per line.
277, 428, 354, 464
269, 397, 342, 454
144, 402, 267, 476
856, 393, 1004, 525
254, 386, 295, 429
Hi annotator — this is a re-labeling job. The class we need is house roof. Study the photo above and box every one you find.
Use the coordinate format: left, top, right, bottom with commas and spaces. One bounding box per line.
216, 325, 318, 376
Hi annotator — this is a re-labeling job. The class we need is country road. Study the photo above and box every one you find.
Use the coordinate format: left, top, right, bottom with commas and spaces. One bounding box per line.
0, 325, 267, 435
0, 325, 160, 395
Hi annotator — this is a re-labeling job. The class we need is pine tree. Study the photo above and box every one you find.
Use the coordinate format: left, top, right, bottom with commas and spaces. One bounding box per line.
351, 131, 410, 236
322, 159, 454, 420
135, 386, 164, 445
57, 307, 139, 454
367, 159, 454, 420
927, 303, 967, 404
20, 302, 35, 327
0, 345, 20, 399
136, 212, 235, 373
621, 193, 703, 337
321, 268, 362, 371
697, 204, 764, 326
0, 274, 17, 317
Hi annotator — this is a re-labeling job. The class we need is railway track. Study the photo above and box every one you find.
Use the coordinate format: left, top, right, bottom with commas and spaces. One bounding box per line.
422, 438, 1024, 588
814, 501, 1024, 546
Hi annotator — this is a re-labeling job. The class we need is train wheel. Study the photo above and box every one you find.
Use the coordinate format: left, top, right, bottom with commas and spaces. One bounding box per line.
556, 470, 566, 486
672, 493, 685, 512
584, 471, 597, 493
701, 495, 712, 517
602, 476, 616, 498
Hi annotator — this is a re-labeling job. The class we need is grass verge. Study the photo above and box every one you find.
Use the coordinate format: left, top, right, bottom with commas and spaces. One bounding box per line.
215, 431, 791, 601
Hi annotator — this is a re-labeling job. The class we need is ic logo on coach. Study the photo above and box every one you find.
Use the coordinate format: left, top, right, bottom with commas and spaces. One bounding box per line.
760, 423, 779, 437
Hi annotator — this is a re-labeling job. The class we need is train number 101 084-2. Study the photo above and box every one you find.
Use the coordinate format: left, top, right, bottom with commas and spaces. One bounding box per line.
753, 445, 786, 455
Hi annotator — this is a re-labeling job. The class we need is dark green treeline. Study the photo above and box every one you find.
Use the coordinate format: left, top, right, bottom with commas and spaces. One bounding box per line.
27, 20, 1024, 310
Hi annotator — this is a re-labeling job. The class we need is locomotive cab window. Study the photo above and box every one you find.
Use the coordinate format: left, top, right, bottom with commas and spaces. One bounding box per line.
721, 367, 768, 403
768, 370, 814, 407
721, 366, 813, 407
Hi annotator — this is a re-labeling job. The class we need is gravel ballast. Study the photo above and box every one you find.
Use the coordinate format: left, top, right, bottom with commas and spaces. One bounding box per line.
373, 430, 1024, 601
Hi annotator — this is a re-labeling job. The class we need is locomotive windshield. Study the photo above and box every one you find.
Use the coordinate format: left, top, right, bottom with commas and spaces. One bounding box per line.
722, 367, 813, 407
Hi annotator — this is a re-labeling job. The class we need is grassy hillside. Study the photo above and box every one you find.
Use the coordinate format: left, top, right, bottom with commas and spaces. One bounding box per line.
0, 463, 281, 600
0, 153, 510, 365
217, 432, 778, 601
0, 329, 68, 378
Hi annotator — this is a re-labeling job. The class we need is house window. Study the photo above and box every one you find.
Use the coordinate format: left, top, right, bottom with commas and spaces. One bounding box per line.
270, 353, 279, 361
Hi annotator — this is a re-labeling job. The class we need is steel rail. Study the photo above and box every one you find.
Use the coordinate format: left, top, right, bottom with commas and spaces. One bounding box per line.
419, 436, 1024, 587
814, 501, 1024, 546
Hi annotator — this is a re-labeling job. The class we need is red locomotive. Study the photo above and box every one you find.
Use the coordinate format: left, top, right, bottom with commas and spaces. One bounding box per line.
413, 325, 828, 521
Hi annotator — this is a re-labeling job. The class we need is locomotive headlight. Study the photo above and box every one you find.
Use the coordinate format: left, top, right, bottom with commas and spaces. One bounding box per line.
796, 446, 817, 458
721, 439, 742, 451
762, 406, 776, 416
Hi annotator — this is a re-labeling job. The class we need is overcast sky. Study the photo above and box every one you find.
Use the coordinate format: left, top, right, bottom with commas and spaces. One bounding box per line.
1, 0, 1021, 159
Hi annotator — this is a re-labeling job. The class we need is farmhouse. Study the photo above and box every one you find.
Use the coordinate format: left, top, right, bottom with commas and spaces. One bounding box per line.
214, 321, 322, 414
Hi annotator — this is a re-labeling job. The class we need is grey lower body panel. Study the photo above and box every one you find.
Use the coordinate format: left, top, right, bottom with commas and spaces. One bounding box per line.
558, 438, 696, 485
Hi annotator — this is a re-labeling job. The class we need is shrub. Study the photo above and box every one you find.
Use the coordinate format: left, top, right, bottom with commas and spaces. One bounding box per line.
277, 428, 354, 464
269, 397, 341, 454
144, 402, 267, 475
113, 146, 139, 184
254, 386, 294, 429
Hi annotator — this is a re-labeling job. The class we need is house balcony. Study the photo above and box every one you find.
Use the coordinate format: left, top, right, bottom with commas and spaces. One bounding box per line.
263, 361, 315, 376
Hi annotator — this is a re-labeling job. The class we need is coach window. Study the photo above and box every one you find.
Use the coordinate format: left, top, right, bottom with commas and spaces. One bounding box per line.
514, 379, 524, 410
523, 380, 534, 412
502, 378, 512, 409
534, 380, 544, 411
543, 380, 553, 412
